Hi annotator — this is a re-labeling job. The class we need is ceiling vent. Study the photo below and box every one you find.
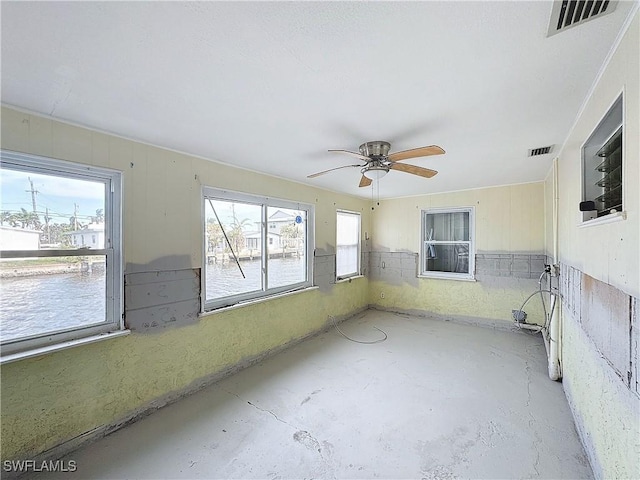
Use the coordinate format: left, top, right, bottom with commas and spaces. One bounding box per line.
529, 145, 553, 157
547, 0, 618, 37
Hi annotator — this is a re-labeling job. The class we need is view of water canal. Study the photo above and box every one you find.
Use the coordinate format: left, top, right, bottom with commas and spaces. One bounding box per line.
0, 256, 306, 341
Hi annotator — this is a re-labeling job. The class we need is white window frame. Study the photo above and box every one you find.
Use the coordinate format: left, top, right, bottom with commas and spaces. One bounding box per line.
202, 187, 314, 311
336, 209, 361, 280
419, 206, 475, 281
0, 150, 123, 357
580, 92, 624, 224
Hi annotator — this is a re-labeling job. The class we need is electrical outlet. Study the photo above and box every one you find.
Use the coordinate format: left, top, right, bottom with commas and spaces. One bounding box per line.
380, 292, 385, 299
512, 309, 527, 322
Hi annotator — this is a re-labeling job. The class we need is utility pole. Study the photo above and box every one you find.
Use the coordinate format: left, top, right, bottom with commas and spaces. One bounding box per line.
26, 177, 39, 212
73, 203, 79, 230
45, 207, 51, 243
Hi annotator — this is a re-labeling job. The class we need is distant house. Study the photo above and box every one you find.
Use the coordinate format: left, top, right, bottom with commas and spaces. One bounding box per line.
267, 209, 296, 232
0, 225, 41, 250
66, 223, 105, 249
245, 231, 282, 250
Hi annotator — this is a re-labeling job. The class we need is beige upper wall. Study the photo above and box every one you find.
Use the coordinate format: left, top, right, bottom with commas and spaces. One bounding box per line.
0, 107, 371, 266
555, 11, 639, 298
372, 182, 545, 254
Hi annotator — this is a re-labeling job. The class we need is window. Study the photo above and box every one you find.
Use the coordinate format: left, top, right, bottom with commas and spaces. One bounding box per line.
420, 207, 474, 280
582, 94, 623, 221
336, 210, 360, 279
0, 150, 123, 356
203, 187, 313, 310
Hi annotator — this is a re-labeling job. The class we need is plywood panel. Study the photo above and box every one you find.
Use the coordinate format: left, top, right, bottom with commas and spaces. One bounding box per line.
580, 272, 631, 380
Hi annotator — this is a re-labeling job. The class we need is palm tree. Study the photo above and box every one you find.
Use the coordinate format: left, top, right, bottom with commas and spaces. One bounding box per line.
206, 219, 224, 252
14, 208, 40, 229
92, 208, 104, 224
0, 211, 11, 226
227, 204, 251, 254
280, 223, 303, 249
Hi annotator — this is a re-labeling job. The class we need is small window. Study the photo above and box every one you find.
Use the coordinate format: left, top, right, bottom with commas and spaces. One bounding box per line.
0, 150, 123, 357
420, 207, 474, 280
336, 210, 360, 279
582, 94, 623, 221
202, 187, 314, 310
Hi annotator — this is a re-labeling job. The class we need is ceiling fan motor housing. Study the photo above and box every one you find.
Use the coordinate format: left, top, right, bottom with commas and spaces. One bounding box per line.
359, 141, 391, 158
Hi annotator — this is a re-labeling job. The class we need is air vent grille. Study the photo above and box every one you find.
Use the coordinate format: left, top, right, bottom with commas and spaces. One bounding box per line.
529, 146, 553, 157
548, 0, 618, 37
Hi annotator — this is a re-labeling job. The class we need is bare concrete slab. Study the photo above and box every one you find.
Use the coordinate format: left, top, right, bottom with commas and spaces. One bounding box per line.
27, 310, 592, 479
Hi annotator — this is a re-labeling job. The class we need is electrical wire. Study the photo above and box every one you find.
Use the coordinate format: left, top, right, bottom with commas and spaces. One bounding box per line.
331, 316, 388, 344
514, 288, 555, 332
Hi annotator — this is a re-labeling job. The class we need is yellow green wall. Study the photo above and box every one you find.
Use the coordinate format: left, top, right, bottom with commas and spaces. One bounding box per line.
555, 12, 639, 300
369, 183, 546, 324
0, 106, 371, 461
552, 11, 640, 479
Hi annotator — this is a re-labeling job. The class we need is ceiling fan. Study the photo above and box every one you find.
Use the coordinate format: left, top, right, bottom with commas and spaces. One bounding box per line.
307, 141, 445, 187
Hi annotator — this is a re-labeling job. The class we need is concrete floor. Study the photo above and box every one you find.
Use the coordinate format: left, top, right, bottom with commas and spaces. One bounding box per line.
31, 310, 592, 479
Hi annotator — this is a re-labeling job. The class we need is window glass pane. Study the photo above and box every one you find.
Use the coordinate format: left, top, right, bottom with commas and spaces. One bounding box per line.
336, 211, 360, 277
424, 212, 469, 241
267, 207, 306, 289
1, 165, 111, 345
582, 95, 623, 219
425, 243, 469, 274
0, 255, 106, 341
0, 168, 106, 251
205, 199, 262, 300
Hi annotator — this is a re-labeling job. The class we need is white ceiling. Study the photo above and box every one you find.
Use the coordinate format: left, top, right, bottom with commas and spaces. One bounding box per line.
1, 1, 635, 199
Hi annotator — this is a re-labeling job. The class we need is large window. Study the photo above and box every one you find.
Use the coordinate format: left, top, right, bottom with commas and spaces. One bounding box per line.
336, 210, 360, 279
581, 94, 623, 221
420, 207, 474, 280
203, 187, 313, 310
0, 150, 123, 357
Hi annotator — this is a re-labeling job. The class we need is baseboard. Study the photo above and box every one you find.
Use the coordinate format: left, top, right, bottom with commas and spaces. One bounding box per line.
367, 304, 530, 333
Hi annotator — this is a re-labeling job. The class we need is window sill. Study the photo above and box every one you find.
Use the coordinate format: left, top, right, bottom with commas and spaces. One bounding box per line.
0, 329, 130, 365
200, 286, 319, 317
418, 274, 476, 282
578, 211, 626, 228
336, 274, 365, 284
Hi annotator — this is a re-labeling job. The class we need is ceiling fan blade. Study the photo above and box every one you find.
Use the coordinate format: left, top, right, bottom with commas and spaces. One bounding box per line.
359, 175, 372, 188
328, 149, 371, 162
307, 164, 362, 178
390, 162, 438, 178
387, 145, 445, 162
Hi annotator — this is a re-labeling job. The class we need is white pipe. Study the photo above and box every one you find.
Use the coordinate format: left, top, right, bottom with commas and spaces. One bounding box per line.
544, 157, 562, 381
547, 293, 561, 380
552, 157, 563, 374
552, 157, 559, 265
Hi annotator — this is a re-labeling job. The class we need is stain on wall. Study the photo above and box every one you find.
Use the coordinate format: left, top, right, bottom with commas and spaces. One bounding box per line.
559, 262, 640, 479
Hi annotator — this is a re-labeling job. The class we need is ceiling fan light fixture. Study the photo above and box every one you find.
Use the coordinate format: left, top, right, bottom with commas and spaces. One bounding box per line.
362, 165, 389, 180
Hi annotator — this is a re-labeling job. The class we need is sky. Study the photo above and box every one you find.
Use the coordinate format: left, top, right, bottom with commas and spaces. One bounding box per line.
1, 167, 306, 230
0, 168, 104, 225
